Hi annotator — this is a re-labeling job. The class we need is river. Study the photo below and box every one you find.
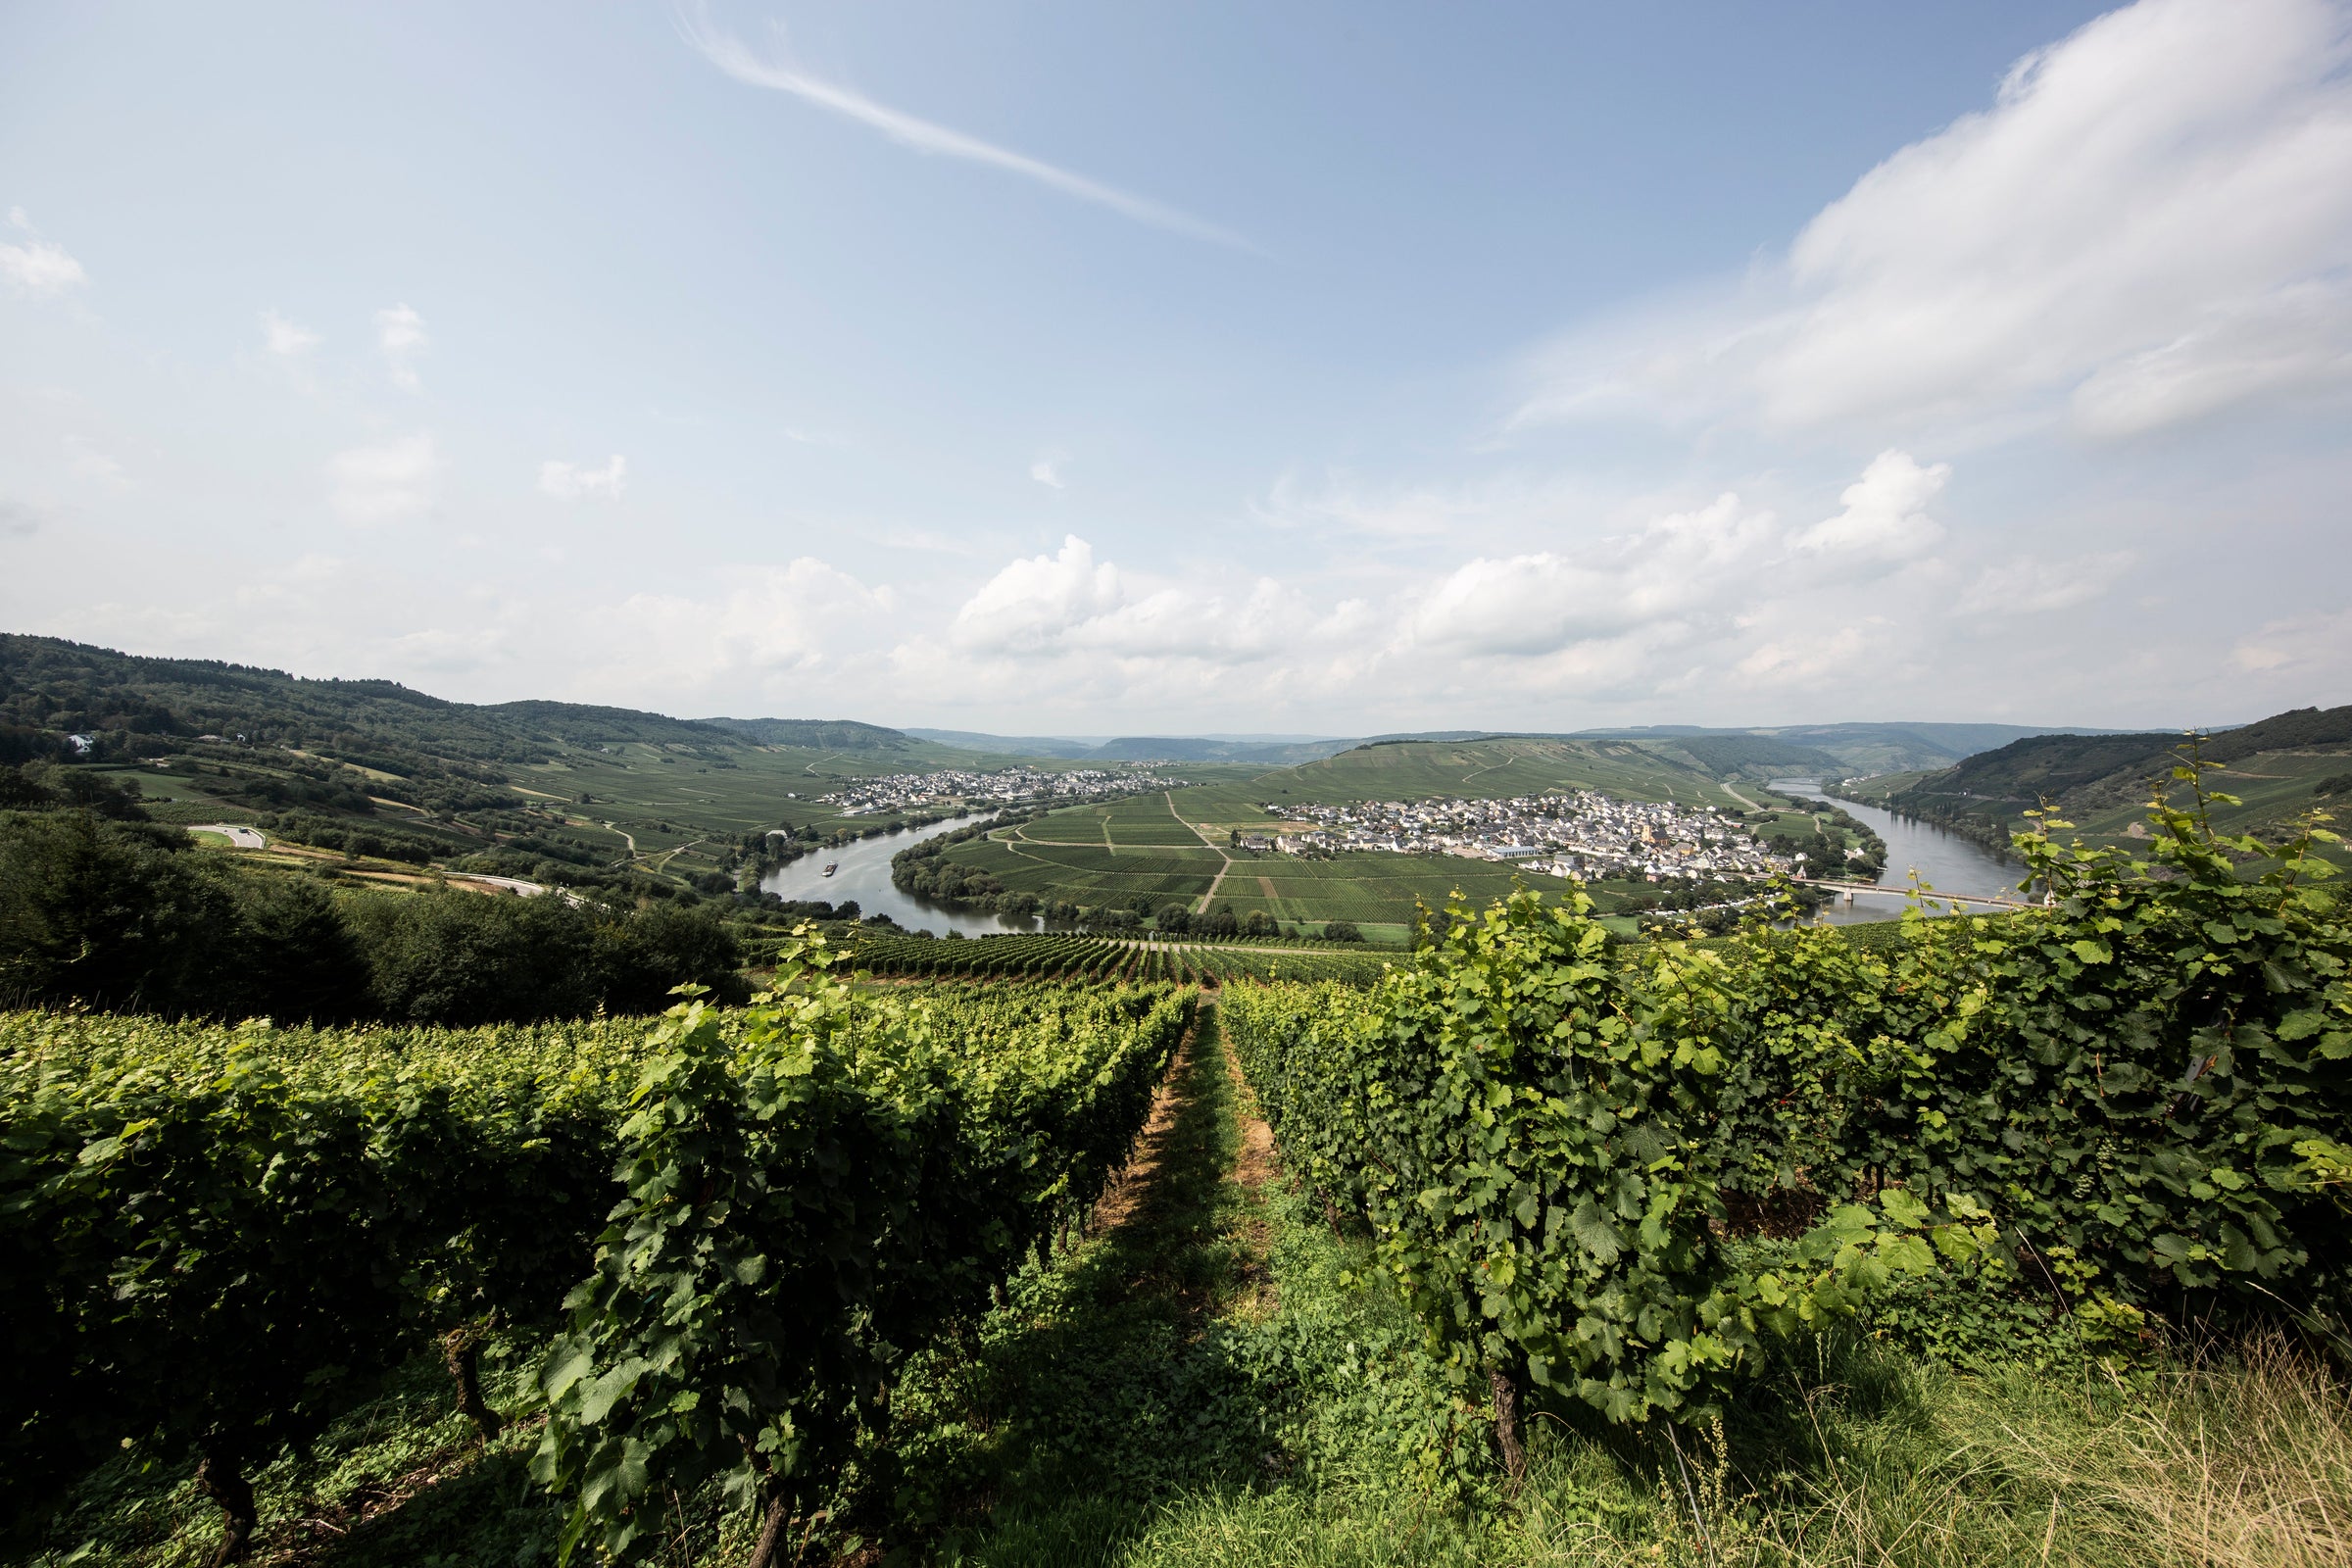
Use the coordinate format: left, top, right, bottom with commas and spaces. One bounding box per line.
1768, 780, 2024, 926
758, 814, 1045, 937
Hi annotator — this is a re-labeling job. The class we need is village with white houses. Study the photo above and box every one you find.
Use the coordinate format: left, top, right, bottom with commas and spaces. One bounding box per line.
827, 765, 1190, 816
1250, 791, 1807, 882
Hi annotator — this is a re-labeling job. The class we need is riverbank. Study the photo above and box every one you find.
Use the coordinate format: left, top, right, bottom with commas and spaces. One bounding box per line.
1771, 779, 2024, 926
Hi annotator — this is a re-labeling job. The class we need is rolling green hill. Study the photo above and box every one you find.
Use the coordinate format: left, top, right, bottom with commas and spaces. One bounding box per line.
1848, 705, 2352, 866
1269, 736, 1732, 804
0, 635, 1095, 900
902, 727, 1104, 759
1572, 720, 2133, 776
696, 716, 914, 751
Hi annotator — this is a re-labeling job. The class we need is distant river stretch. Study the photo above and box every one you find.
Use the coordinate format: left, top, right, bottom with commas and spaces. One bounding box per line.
758, 814, 1044, 937
1770, 779, 2022, 926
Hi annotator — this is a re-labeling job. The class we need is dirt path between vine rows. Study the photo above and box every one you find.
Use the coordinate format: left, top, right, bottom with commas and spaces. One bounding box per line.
1082, 1003, 1280, 1321
1220, 1012, 1281, 1314
1088, 1016, 1203, 1235
1222, 1025, 1279, 1200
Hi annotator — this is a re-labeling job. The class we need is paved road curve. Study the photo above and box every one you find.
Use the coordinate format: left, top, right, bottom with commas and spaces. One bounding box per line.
187, 822, 267, 849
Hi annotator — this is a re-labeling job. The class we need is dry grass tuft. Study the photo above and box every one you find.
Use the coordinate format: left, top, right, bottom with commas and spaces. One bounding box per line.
2012, 1333, 2352, 1568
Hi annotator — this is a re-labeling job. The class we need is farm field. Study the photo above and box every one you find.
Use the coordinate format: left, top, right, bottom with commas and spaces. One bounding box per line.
949, 808, 1672, 925
1035, 793, 1225, 848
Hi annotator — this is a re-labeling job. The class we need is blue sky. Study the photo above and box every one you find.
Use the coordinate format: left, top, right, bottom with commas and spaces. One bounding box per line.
4, 0, 2348, 732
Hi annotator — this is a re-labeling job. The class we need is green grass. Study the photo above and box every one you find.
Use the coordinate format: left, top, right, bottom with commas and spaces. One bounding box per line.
952, 834, 1608, 925
887, 1004, 2352, 1568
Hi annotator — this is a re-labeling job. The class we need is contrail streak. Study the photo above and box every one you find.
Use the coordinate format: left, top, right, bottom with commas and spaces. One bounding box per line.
676, 3, 1256, 252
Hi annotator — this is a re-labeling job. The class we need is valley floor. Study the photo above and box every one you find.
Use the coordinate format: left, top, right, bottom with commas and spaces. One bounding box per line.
25, 1003, 2351, 1568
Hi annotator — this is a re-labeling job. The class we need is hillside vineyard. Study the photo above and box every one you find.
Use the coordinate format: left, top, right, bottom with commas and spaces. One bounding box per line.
2, 634, 2349, 1565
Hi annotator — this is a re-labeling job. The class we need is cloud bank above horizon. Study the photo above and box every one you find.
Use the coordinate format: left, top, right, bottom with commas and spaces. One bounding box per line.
2, 0, 2347, 732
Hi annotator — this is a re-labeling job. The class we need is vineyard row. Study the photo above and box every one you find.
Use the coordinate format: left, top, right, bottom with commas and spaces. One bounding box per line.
1225, 794, 2350, 1442
754, 929, 1396, 987
0, 950, 1194, 1561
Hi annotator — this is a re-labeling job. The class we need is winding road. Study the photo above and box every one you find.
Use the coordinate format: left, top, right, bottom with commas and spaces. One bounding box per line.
188, 823, 267, 849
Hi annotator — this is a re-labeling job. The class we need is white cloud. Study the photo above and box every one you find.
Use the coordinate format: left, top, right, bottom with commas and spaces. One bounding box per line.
675, 2, 1253, 251
0, 500, 40, 538
1519, 0, 2352, 439
952, 535, 1126, 654
2069, 280, 2352, 435
1792, 450, 1948, 561
1030, 456, 1065, 489
261, 311, 319, 357
1409, 493, 1780, 657
539, 455, 628, 500
0, 227, 87, 295
923, 451, 1968, 714
329, 433, 438, 523
376, 304, 427, 391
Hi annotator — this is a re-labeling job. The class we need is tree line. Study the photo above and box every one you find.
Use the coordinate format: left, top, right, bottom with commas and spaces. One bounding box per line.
1, 772, 744, 1024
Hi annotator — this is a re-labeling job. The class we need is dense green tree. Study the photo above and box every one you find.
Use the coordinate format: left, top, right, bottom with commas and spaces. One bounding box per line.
594, 904, 750, 1013
1, 804, 750, 1025
218, 876, 371, 1022
0, 812, 236, 1013
344, 892, 603, 1024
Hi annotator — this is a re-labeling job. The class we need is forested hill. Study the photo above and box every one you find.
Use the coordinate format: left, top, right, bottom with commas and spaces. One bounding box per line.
1570, 720, 2128, 775
1867, 703, 2352, 853
0, 634, 910, 773
1895, 730, 2186, 804
697, 716, 911, 751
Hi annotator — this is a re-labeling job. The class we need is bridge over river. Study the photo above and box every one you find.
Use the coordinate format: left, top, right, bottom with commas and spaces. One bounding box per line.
1786, 874, 2039, 911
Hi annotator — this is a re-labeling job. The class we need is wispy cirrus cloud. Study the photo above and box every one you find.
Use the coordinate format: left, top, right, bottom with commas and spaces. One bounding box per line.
539, 455, 627, 500
1513, 0, 2352, 442
674, 3, 1254, 252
